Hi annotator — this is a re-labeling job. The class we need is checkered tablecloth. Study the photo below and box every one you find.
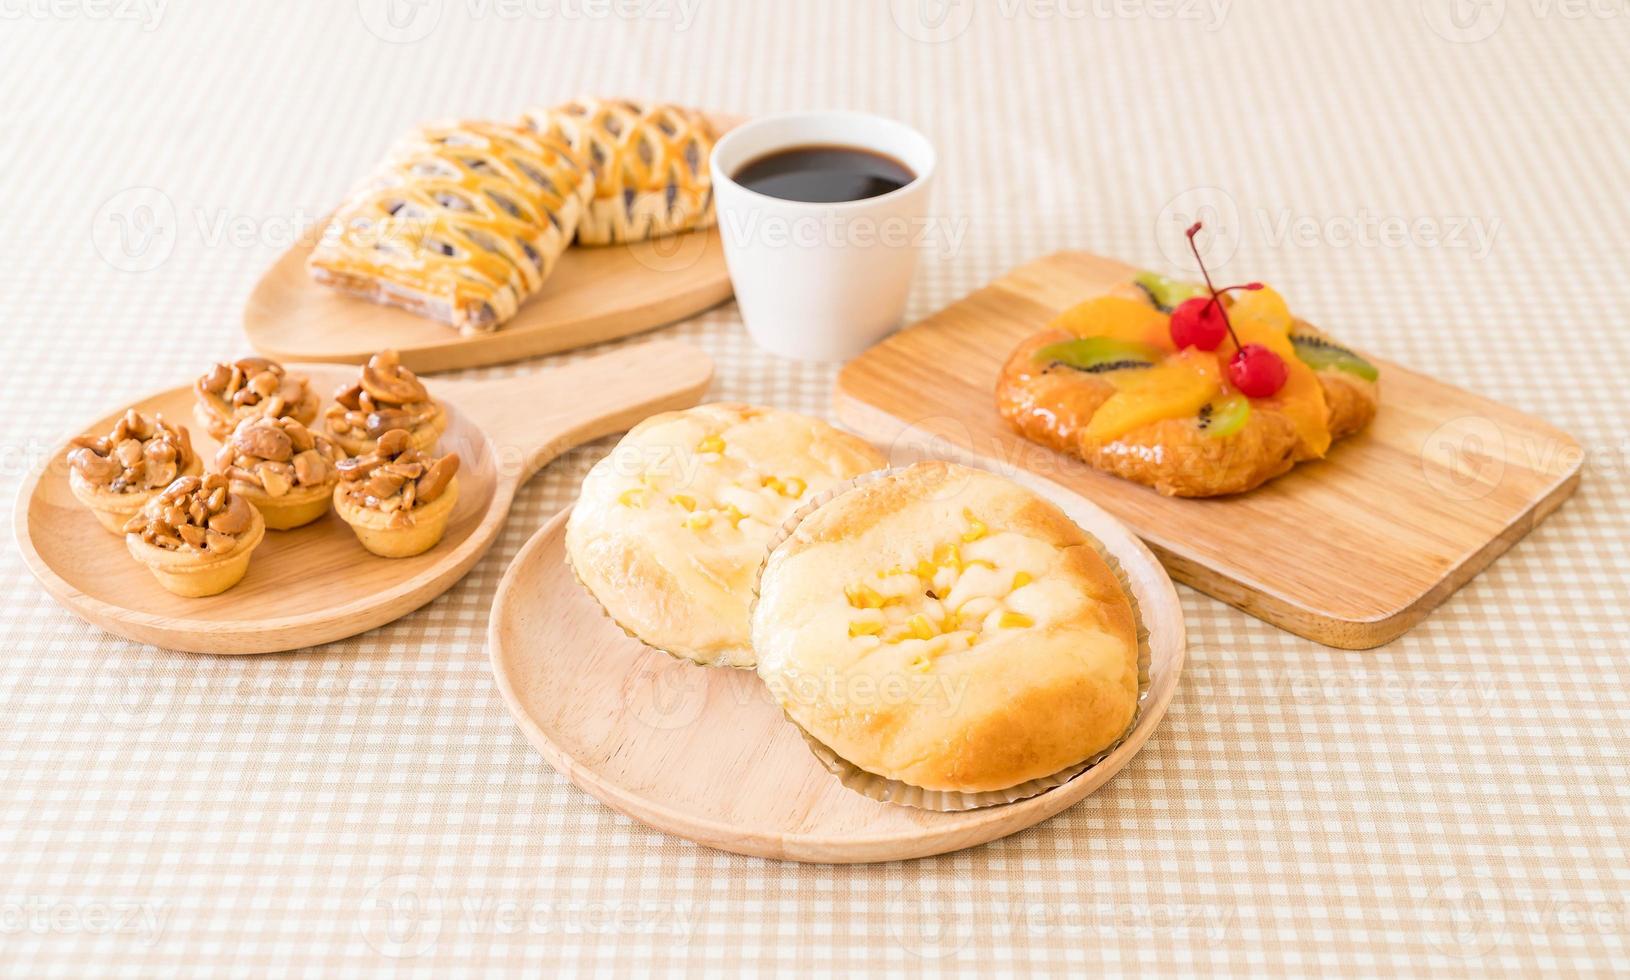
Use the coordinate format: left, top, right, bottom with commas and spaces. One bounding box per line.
2, 1, 1627, 975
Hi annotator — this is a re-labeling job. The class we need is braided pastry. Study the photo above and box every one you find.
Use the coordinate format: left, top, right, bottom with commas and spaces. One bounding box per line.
309, 120, 592, 333
523, 98, 716, 246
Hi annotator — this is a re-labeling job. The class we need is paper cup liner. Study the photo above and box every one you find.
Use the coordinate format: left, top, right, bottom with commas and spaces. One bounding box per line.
752, 465, 1152, 812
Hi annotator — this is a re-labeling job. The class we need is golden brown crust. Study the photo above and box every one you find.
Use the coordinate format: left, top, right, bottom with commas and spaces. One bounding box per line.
996, 329, 1379, 497
522, 99, 716, 246
308, 121, 593, 333
754, 462, 1140, 794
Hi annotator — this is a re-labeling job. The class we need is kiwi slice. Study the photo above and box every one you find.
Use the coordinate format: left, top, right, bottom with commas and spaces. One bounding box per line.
1133, 271, 1208, 313
1290, 334, 1379, 382
1196, 395, 1251, 438
1036, 337, 1164, 373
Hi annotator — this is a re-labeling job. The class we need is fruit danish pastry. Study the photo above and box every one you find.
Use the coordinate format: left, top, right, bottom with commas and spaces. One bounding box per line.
996, 223, 1379, 497
523, 98, 716, 246
308, 120, 593, 333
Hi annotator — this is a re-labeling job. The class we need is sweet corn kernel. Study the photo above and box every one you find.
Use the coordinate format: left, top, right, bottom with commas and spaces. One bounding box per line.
933, 543, 962, 569
782, 476, 806, 498
906, 615, 936, 641
961, 509, 987, 542
913, 560, 939, 581
724, 504, 747, 526
966, 559, 996, 571
617, 488, 645, 508
669, 493, 697, 511
697, 435, 725, 454
998, 611, 1034, 629
1011, 571, 1033, 589
909, 654, 932, 673
848, 620, 884, 637
844, 583, 888, 609
684, 513, 712, 530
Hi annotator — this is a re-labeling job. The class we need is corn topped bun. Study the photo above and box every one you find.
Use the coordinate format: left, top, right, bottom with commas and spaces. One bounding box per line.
753, 462, 1140, 796
566, 403, 886, 668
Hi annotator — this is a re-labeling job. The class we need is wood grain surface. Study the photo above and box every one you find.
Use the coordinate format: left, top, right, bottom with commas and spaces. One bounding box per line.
14, 341, 714, 654
488, 465, 1186, 864
834, 251, 1582, 649
242, 115, 743, 373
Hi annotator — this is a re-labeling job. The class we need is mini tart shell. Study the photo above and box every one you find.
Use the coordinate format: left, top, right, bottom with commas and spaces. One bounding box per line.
333, 476, 459, 558
326, 404, 447, 458
125, 506, 266, 598
232, 476, 340, 531
752, 466, 1150, 811
68, 456, 204, 534
194, 390, 320, 442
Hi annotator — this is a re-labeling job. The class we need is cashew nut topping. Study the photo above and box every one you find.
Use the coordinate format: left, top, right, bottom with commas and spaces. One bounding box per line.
67, 410, 195, 493
194, 356, 315, 438
325, 350, 439, 440
336, 427, 459, 528
123, 473, 251, 553
214, 416, 344, 498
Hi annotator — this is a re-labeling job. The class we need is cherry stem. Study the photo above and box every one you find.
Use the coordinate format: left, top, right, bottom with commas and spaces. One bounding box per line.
1184, 222, 1260, 354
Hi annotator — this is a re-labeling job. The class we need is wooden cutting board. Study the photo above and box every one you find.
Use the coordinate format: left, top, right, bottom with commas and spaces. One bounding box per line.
834, 251, 1583, 649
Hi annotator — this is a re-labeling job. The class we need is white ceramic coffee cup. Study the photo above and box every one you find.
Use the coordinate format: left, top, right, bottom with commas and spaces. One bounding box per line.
710, 111, 937, 362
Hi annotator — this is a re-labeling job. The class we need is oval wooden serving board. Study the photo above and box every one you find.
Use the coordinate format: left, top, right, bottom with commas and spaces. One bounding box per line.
834, 250, 1584, 649
243, 114, 744, 374
489, 462, 1185, 864
14, 341, 713, 654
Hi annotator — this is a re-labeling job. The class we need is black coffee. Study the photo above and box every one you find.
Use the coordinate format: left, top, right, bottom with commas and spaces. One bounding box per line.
732, 145, 915, 203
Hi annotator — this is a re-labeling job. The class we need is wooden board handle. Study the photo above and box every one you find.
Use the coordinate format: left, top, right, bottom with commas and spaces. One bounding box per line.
440, 340, 714, 488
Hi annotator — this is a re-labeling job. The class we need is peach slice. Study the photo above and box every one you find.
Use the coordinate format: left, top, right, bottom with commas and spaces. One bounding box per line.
1084, 348, 1222, 442
1049, 296, 1174, 352
1228, 316, 1331, 457
1227, 285, 1294, 334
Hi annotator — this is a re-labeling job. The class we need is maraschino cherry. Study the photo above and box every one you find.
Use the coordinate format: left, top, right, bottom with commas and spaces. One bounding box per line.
1174, 221, 1288, 398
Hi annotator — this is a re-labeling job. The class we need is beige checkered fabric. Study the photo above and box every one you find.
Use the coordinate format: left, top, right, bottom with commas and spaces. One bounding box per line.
2, 1, 1626, 975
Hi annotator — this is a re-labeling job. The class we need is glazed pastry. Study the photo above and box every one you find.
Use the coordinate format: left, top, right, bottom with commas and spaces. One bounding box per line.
194, 356, 320, 441
332, 429, 460, 558
996, 265, 1380, 497
324, 349, 447, 456
523, 98, 715, 245
123, 474, 265, 597
753, 462, 1141, 796
215, 416, 346, 530
66, 409, 201, 533
308, 120, 593, 333
565, 403, 886, 668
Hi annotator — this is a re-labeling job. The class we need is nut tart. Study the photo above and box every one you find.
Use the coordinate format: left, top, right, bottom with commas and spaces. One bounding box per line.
996, 266, 1381, 498
565, 403, 885, 668
308, 120, 593, 334
215, 416, 346, 530
123, 474, 266, 598
523, 98, 715, 246
333, 429, 460, 558
67, 409, 201, 533
193, 357, 320, 441
753, 462, 1141, 799
324, 349, 447, 456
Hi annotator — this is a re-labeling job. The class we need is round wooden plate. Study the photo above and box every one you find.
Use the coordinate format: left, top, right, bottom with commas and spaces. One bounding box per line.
489, 463, 1185, 863
14, 341, 712, 654
243, 114, 745, 374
